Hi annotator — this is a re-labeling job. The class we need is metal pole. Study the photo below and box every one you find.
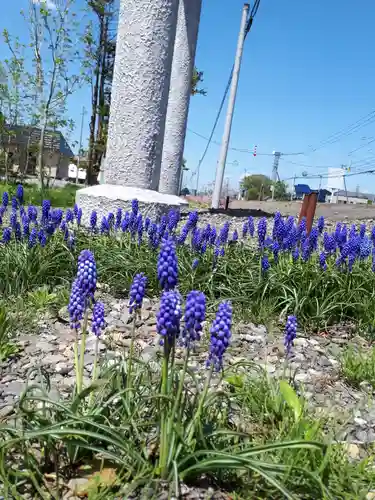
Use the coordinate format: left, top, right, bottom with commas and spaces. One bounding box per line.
343, 174, 349, 203
76, 106, 85, 184
211, 3, 249, 208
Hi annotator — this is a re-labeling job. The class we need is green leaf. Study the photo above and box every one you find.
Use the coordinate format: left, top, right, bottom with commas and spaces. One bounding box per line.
279, 380, 302, 422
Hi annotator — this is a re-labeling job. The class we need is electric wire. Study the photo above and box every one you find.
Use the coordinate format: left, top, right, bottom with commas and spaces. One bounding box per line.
191, 0, 261, 189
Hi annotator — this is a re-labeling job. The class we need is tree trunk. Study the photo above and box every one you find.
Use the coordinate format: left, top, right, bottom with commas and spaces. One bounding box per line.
37, 120, 47, 189
87, 15, 104, 186
94, 16, 108, 170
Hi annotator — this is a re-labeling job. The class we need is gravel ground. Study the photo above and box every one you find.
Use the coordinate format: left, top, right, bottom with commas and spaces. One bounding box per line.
1, 292, 374, 499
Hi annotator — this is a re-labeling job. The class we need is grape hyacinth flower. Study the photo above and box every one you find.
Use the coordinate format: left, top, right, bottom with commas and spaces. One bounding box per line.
2, 191, 9, 208
29, 227, 37, 248
14, 222, 22, 241
42, 199, 51, 222
323, 232, 336, 255
73, 203, 79, 220
232, 229, 238, 242
68, 233, 75, 249
186, 210, 198, 231
38, 229, 47, 247
182, 291, 206, 347
129, 273, 148, 314
77, 208, 82, 226
100, 216, 110, 235
317, 216, 325, 234
167, 209, 179, 232
218, 222, 230, 246
156, 290, 182, 347
10, 211, 17, 229
319, 252, 327, 271
257, 218, 267, 247
115, 208, 122, 230
372, 248, 375, 272
92, 302, 105, 337
298, 218, 306, 238
157, 238, 178, 290
272, 240, 280, 262
261, 254, 270, 273
192, 258, 199, 270
284, 315, 297, 355
206, 301, 232, 371
90, 210, 97, 232
68, 279, 85, 330
248, 216, 255, 237
209, 226, 217, 245
131, 198, 139, 215
2, 227, 11, 244
76, 250, 97, 301
242, 222, 248, 238
360, 237, 371, 260
11, 196, 17, 212
16, 184, 24, 205
65, 208, 74, 224
292, 247, 299, 262
107, 212, 115, 228
360, 223, 366, 238
28, 205, 38, 222
145, 217, 150, 232
371, 226, 375, 246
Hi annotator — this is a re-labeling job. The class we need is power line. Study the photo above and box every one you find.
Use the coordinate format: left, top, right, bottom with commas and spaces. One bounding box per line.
303, 110, 375, 154
191, 0, 261, 190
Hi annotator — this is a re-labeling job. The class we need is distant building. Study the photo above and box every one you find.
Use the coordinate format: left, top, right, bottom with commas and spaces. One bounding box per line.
294, 184, 331, 203
329, 190, 375, 204
0, 125, 74, 179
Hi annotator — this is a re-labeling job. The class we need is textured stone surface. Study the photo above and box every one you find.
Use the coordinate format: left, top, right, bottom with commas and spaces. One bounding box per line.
159, 0, 202, 195
76, 185, 188, 225
105, 0, 179, 190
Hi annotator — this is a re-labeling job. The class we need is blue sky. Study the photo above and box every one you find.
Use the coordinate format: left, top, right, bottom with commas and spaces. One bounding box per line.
2, 0, 375, 193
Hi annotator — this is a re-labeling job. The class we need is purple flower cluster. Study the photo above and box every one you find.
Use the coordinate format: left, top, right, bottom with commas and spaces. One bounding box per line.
206, 301, 232, 371
156, 290, 182, 346
129, 273, 147, 313
92, 302, 105, 337
182, 291, 206, 346
284, 315, 297, 355
157, 238, 178, 291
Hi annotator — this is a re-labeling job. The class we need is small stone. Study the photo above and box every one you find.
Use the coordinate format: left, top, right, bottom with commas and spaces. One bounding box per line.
344, 443, 361, 459
354, 417, 367, 427
55, 362, 74, 375
42, 354, 66, 366
3, 381, 24, 397
295, 373, 309, 382
35, 342, 56, 353
367, 492, 375, 500
0, 405, 13, 418
67, 477, 90, 494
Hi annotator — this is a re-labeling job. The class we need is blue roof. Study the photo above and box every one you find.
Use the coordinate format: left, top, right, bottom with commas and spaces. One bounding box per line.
295, 184, 311, 194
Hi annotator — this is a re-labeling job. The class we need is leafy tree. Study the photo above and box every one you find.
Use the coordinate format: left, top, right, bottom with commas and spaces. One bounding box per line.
191, 67, 206, 96
241, 174, 272, 200
273, 180, 288, 200
83, 0, 116, 185
2, 0, 84, 188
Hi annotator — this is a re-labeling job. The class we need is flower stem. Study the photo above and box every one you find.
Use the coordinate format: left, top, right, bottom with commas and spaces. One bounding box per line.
159, 341, 170, 479
89, 336, 99, 406
78, 308, 88, 394
126, 316, 137, 398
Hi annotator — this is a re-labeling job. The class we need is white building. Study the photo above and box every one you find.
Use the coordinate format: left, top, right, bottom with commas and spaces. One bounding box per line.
328, 189, 375, 204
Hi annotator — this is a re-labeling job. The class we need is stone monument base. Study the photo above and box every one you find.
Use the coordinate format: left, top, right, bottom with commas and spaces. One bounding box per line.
76, 184, 188, 225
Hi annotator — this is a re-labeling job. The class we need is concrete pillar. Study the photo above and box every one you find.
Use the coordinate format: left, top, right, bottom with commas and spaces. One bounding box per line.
76, 0, 188, 222
159, 0, 202, 195
105, 0, 179, 190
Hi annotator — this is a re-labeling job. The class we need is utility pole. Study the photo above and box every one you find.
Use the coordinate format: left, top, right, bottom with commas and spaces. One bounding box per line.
211, 3, 249, 208
271, 151, 281, 181
76, 106, 86, 184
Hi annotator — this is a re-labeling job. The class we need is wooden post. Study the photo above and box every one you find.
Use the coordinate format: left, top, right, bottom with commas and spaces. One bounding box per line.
306, 192, 318, 234
225, 196, 230, 210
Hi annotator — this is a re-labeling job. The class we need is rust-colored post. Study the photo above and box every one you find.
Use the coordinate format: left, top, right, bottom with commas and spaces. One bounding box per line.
306, 192, 318, 234
298, 193, 318, 234
298, 194, 309, 224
